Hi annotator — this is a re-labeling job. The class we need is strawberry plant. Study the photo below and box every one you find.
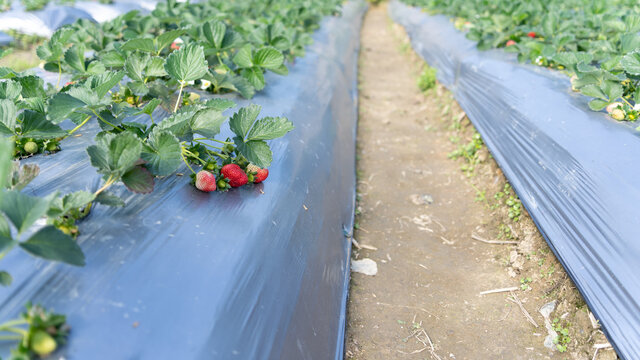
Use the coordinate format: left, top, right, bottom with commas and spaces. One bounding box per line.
403, 0, 640, 123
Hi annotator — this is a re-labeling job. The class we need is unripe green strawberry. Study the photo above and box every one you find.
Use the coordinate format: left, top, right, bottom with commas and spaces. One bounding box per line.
24, 141, 39, 154
46, 142, 58, 152
611, 108, 626, 121
31, 330, 57, 356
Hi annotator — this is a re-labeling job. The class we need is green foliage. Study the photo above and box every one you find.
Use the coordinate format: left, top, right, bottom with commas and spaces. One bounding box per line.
449, 131, 484, 176
552, 318, 571, 352
417, 65, 437, 92
493, 183, 522, 221
405, 0, 640, 122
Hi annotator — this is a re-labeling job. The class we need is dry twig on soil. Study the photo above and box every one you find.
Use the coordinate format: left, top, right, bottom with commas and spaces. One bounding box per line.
471, 234, 518, 245
507, 291, 539, 328
479, 287, 519, 295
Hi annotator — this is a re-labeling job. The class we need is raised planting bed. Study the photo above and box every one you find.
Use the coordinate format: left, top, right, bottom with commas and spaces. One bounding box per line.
0, 0, 366, 358
390, 1, 640, 358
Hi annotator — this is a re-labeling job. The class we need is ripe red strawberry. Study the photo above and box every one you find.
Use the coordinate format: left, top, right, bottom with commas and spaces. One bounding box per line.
527, 31, 536, 38
221, 164, 248, 187
506, 40, 516, 47
195, 170, 216, 192
247, 164, 269, 183
170, 42, 181, 50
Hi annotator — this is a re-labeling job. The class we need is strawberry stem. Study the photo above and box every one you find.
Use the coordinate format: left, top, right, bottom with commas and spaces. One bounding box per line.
66, 115, 92, 137
94, 176, 116, 197
180, 151, 196, 175
91, 110, 118, 129
174, 81, 185, 113
193, 140, 225, 151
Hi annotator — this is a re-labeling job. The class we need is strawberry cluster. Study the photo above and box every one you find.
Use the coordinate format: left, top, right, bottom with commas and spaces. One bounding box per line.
194, 163, 269, 193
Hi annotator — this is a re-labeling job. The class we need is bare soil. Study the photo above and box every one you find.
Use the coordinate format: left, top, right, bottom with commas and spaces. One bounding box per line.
346, 4, 618, 360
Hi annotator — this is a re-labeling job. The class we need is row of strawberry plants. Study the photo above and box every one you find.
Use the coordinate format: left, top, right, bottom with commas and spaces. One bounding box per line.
402, 0, 640, 124
1, 0, 114, 12
0, 0, 343, 357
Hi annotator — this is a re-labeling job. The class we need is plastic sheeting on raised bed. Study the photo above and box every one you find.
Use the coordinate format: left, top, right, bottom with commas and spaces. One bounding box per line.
0, 0, 150, 37
389, 1, 640, 358
0, 31, 12, 46
0, 0, 366, 358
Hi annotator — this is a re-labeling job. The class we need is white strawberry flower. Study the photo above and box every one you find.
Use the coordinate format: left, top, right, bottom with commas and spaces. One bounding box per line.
633, 104, 640, 111
187, 80, 195, 85
174, 37, 184, 44
200, 79, 212, 90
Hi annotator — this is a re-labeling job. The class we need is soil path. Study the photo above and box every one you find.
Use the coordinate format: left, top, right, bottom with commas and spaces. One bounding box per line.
346, 5, 563, 359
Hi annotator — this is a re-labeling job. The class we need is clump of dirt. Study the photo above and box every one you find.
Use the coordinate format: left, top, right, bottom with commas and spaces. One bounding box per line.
346, 3, 618, 360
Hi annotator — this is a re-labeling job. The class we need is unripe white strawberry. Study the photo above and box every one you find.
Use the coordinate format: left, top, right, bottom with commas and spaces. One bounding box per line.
611, 108, 626, 121
195, 170, 216, 192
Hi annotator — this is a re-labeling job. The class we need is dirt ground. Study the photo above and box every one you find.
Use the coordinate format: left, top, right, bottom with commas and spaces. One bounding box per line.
346, 4, 618, 360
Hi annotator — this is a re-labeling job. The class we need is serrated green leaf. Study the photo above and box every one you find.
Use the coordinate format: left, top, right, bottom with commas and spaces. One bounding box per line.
588, 99, 609, 111
122, 165, 154, 194
64, 44, 86, 73
202, 21, 226, 49
234, 137, 272, 168
0, 99, 17, 135
204, 98, 235, 111
145, 56, 167, 77
16, 76, 45, 99
602, 81, 623, 101
230, 104, 261, 139
46, 93, 86, 124
0, 190, 54, 235
621, 51, 640, 75
20, 226, 85, 266
580, 84, 608, 100
246, 116, 293, 141
89, 71, 125, 98
157, 29, 185, 53
0, 138, 12, 189
128, 81, 150, 96
100, 50, 126, 68
164, 43, 208, 82
138, 98, 162, 117
87, 132, 142, 177
95, 191, 125, 207
158, 110, 195, 140
125, 52, 150, 82
141, 128, 182, 176
241, 68, 265, 90
0, 80, 22, 100
190, 108, 226, 138
233, 44, 253, 68
121, 38, 156, 53
254, 47, 284, 70
19, 111, 67, 139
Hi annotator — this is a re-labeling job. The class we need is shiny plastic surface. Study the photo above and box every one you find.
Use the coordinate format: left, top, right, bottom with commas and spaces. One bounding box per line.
389, 2, 640, 358
0, 1, 366, 358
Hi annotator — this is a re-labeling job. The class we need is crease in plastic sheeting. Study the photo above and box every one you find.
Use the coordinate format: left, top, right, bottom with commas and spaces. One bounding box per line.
0, 1, 366, 359
390, 1, 640, 358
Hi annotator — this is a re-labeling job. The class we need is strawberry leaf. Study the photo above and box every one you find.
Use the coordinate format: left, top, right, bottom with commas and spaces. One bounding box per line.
125, 52, 150, 82
0, 138, 12, 188
95, 192, 125, 207
190, 108, 226, 138
232, 44, 254, 68
137, 98, 162, 117
64, 44, 86, 73
46, 93, 86, 124
20, 226, 85, 266
121, 38, 156, 53
122, 165, 154, 194
229, 104, 261, 139
157, 29, 185, 53
141, 129, 182, 176
202, 21, 226, 49
0, 191, 55, 235
246, 116, 293, 141
16, 76, 45, 98
254, 47, 284, 70
145, 57, 167, 77
233, 137, 272, 168
0, 80, 22, 100
0, 271, 12, 286
164, 43, 208, 82
0, 99, 17, 135
19, 111, 67, 139
87, 132, 142, 178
